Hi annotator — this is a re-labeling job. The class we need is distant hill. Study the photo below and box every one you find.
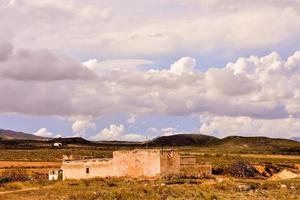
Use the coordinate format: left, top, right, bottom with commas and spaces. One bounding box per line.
291, 137, 300, 142
147, 133, 219, 146
0, 129, 49, 141
206, 135, 300, 154
215, 136, 300, 147
49, 137, 94, 145
143, 134, 300, 153
1, 128, 300, 153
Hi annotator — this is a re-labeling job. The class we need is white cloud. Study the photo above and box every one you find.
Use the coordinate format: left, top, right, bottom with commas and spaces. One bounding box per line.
92, 124, 124, 140
200, 115, 300, 138
72, 119, 96, 137
83, 59, 153, 73
91, 124, 145, 141
3, 1, 300, 139
1, 51, 300, 123
169, 57, 196, 75
33, 128, 53, 137
54, 134, 62, 138
123, 133, 145, 141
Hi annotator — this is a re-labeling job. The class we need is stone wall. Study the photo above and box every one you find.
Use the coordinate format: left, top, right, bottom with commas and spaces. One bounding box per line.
113, 149, 161, 177
180, 155, 212, 177
160, 150, 181, 176
180, 164, 212, 178
62, 159, 113, 180
180, 156, 197, 165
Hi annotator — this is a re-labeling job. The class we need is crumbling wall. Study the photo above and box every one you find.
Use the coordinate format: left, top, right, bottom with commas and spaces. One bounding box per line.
180, 156, 197, 165
62, 159, 113, 180
160, 150, 181, 176
180, 164, 212, 177
180, 155, 212, 177
113, 149, 161, 177
61, 149, 211, 180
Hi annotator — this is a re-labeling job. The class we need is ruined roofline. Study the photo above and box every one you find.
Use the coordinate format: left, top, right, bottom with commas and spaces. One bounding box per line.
63, 148, 178, 163
63, 158, 112, 163
113, 148, 177, 153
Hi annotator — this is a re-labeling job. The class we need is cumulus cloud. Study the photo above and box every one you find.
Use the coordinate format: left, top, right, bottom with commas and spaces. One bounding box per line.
83, 59, 153, 73
91, 124, 145, 141
33, 128, 53, 137
0, 48, 95, 81
3, 0, 300, 139
71, 118, 96, 137
1, 51, 300, 123
92, 124, 124, 140
146, 127, 178, 137
200, 115, 300, 138
169, 57, 196, 75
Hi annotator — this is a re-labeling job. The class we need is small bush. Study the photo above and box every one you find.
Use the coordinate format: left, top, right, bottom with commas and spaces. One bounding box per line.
1, 168, 29, 182
0, 177, 11, 184
212, 168, 224, 175
81, 179, 92, 187
68, 192, 101, 200
4, 182, 23, 190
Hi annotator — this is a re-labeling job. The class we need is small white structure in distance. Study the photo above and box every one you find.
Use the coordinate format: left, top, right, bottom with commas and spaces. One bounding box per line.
53, 142, 62, 147
49, 169, 63, 181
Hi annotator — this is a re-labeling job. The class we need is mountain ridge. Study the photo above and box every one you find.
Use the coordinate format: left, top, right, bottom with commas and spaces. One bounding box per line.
1, 129, 299, 149
0, 129, 49, 141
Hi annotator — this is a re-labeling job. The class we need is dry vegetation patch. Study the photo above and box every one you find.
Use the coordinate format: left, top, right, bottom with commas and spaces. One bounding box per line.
0, 177, 299, 200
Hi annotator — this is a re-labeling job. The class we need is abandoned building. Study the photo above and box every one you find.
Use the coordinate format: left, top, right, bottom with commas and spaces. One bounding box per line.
48, 169, 63, 181
61, 149, 211, 180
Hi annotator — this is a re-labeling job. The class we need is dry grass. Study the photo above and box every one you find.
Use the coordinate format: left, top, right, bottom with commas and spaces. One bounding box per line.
0, 161, 60, 168
0, 177, 299, 200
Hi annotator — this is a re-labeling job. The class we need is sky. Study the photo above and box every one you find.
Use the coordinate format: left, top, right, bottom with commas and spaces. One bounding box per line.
1, 0, 300, 140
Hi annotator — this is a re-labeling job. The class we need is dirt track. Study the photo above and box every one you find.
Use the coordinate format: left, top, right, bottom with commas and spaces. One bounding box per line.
0, 187, 40, 195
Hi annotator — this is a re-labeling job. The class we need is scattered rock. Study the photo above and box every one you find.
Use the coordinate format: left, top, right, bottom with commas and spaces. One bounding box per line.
270, 170, 299, 180
290, 186, 296, 190
68, 182, 79, 186
253, 164, 280, 177
238, 184, 252, 191
217, 178, 223, 183
280, 184, 287, 189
